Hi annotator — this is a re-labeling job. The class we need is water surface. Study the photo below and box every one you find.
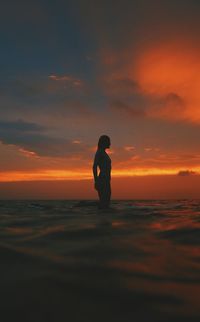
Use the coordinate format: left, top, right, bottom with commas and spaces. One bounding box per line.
0, 200, 200, 322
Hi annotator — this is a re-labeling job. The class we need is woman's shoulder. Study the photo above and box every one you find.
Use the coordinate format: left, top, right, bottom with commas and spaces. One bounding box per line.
95, 149, 107, 159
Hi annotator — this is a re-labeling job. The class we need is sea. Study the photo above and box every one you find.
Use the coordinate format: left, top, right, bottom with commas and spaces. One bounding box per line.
0, 199, 200, 322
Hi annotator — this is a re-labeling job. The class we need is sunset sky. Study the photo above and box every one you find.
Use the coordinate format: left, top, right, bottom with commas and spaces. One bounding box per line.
0, 0, 200, 198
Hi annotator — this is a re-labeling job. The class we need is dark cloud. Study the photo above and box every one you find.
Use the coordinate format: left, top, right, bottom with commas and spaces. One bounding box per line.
159, 93, 185, 110
0, 120, 87, 157
0, 75, 96, 121
178, 170, 197, 176
147, 93, 187, 121
164, 93, 184, 104
110, 100, 146, 118
0, 74, 86, 100
0, 120, 45, 132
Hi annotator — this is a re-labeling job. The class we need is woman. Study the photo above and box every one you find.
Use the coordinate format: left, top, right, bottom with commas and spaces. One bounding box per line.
93, 135, 111, 209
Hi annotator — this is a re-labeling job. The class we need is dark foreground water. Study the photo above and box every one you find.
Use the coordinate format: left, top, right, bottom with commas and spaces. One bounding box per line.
0, 200, 200, 322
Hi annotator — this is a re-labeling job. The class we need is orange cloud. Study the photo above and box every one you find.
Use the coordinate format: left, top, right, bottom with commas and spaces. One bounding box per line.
134, 41, 200, 123
124, 146, 135, 152
100, 40, 200, 124
110, 146, 200, 176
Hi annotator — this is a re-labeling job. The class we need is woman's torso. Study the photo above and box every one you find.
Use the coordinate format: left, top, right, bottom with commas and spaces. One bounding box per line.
96, 149, 111, 180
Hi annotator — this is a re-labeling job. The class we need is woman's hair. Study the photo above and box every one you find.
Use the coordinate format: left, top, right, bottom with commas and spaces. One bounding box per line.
98, 135, 110, 149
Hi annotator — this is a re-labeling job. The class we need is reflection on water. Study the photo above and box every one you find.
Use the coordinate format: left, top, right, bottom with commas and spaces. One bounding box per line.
0, 200, 200, 322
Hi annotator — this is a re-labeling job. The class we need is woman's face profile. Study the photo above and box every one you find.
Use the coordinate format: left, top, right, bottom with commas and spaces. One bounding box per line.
98, 135, 111, 150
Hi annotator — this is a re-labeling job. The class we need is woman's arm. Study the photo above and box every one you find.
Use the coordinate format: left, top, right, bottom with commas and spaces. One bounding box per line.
93, 153, 99, 190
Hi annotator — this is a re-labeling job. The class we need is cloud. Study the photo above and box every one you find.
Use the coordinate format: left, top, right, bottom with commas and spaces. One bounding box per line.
0, 120, 88, 157
110, 100, 146, 118
0, 74, 85, 100
133, 41, 200, 123
177, 170, 197, 176
49, 75, 82, 87
162, 93, 184, 107
105, 42, 200, 124
0, 120, 45, 132
147, 92, 187, 121
0, 74, 96, 122
124, 146, 135, 152
78, 0, 200, 124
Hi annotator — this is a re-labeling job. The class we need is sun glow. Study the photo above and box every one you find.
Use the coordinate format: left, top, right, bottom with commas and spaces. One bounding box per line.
0, 170, 91, 182
0, 167, 199, 182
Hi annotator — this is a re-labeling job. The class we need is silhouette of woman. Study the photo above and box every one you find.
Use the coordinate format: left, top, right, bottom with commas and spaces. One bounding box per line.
93, 135, 111, 209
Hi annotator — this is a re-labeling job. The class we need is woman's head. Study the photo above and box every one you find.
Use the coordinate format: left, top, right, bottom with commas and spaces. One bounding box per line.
98, 135, 111, 150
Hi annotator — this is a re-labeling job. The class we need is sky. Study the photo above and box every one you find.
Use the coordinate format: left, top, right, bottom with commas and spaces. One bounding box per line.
0, 0, 200, 198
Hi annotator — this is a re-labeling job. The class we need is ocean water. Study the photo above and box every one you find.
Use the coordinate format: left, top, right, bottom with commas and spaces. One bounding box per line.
0, 199, 200, 322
